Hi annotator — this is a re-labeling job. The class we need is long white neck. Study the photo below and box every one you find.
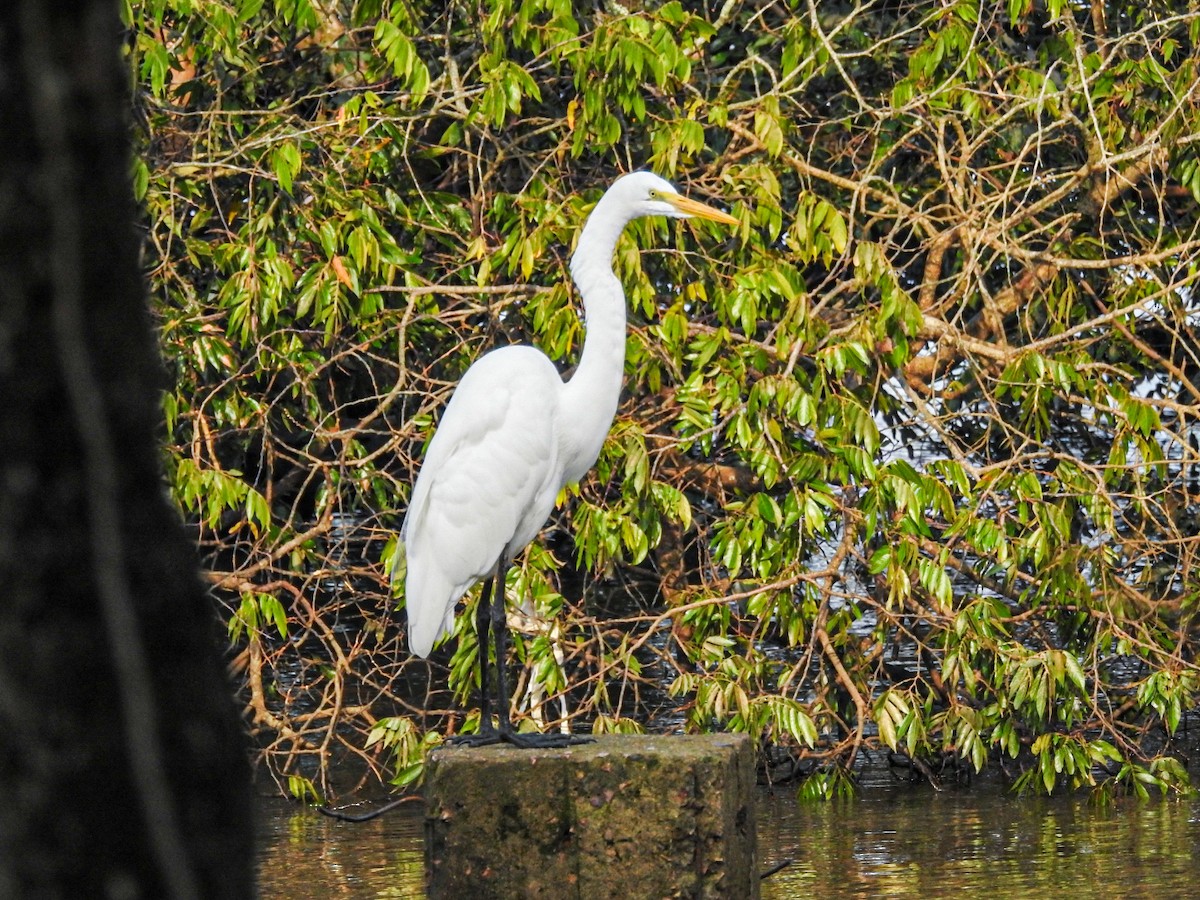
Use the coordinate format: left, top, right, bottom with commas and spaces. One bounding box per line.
559, 197, 635, 485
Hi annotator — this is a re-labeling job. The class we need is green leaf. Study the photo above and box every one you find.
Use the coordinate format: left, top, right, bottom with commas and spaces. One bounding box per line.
271, 141, 301, 194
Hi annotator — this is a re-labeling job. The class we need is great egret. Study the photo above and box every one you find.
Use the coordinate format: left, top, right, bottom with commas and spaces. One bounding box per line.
399, 171, 738, 747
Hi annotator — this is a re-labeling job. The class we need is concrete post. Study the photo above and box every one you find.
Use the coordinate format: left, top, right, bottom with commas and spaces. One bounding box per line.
424, 733, 758, 899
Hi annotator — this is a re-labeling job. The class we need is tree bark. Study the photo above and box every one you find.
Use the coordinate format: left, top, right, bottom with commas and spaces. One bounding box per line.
0, 3, 253, 897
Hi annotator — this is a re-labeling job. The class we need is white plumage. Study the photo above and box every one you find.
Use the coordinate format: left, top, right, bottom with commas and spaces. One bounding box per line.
402, 346, 563, 657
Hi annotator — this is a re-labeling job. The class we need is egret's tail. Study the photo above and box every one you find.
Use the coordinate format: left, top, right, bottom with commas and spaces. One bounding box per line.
403, 561, 463, 658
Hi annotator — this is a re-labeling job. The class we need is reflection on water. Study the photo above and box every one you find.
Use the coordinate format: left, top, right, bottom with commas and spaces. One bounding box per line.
257, 782, 1200, 898
257, 796, 425, 897
758, 782, 1200, 899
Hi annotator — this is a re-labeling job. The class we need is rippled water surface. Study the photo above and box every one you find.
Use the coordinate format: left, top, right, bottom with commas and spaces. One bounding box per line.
756, 782, 1200, 898
257, 779, 1200, 898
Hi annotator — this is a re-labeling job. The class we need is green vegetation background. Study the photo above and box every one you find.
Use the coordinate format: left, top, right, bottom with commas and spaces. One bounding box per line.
129, 0, 1200, 801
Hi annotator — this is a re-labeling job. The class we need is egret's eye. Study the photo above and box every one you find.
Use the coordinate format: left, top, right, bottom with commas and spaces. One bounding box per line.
648, 189, 660, 199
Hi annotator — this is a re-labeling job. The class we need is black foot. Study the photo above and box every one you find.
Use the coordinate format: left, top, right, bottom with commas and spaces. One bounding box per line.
445, 727, 502, 748
501, 730, 594, 750
445, 727, 594, 749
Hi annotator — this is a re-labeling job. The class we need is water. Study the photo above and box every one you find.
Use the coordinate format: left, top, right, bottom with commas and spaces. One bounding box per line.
756, 784, 1200, 898
257, 796, 425, 897
256, 779, 1200, 897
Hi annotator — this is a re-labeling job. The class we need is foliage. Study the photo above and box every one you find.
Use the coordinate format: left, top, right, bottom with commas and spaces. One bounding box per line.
129, 0, 1200, 798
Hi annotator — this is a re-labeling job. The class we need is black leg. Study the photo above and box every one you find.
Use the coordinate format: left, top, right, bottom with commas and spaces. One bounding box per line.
490, 560, 516, 735
491, 562, 592, 749
446, 574, 498, 746
451, 558, 593, 749
475, 576, 494, 728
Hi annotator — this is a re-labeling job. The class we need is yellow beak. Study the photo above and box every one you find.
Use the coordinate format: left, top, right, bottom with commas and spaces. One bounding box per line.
663, 193, 740, 226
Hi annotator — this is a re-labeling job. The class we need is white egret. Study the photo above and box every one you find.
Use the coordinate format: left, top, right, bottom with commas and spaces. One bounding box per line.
399, 171, 738, 747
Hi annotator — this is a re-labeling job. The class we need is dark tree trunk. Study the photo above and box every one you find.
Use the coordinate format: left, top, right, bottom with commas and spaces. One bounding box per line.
0, 3, 253, 898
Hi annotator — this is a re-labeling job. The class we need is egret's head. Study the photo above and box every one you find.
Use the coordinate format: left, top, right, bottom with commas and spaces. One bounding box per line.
605, 171, 739, 226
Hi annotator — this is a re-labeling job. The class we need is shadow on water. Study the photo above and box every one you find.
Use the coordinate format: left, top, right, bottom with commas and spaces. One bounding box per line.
257, 779, 1200, 898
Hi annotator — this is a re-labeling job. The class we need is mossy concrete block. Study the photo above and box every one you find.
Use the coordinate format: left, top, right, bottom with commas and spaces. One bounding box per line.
424, 733, 757, 899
